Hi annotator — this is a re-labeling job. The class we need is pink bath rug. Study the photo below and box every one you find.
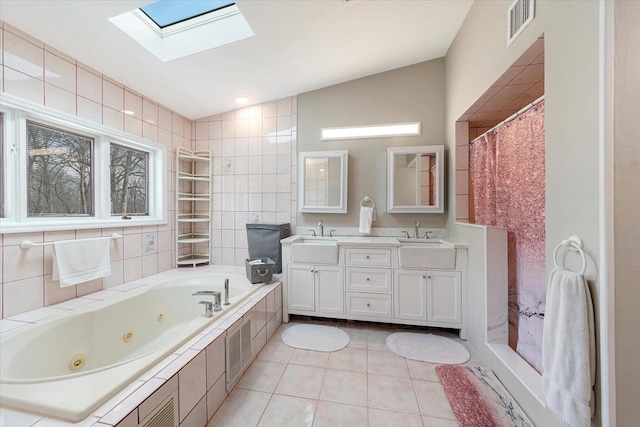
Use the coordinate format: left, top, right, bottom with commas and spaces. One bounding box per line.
436, 365, 533, 427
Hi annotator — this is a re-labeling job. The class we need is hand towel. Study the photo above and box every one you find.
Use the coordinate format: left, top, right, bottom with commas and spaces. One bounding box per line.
542, 268, 595, 427
359, 206, 374, 234
52, 238, 112, 288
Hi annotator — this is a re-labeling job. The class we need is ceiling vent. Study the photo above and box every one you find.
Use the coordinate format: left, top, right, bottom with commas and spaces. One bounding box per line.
507, 0, 535, 46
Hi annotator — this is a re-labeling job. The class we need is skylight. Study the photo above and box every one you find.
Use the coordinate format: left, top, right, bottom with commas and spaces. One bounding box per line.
140, 0, 235, 29
109, 1, 254, 62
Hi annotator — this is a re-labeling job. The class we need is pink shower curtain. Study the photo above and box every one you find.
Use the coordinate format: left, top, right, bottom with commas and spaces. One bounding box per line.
470, 101, 546, 373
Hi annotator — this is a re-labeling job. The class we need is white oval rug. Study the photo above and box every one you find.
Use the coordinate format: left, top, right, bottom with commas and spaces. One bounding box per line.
386, 332, 470, 364
281, 324, 350, 352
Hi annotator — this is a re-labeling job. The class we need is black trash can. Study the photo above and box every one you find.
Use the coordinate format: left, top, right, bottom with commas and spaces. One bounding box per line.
246, 223, 290, 274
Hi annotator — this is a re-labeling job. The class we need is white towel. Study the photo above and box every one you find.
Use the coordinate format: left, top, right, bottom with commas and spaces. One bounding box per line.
52, 238, 112, 288
359, 206, 373, 234
542, 268, 595, 427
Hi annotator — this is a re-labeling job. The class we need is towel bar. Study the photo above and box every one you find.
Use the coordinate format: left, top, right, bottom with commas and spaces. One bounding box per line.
20, 233, 122, 250
552, 235, 587, 275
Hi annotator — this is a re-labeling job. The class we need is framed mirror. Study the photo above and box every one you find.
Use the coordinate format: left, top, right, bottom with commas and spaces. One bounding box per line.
298, 150, 348, 213
387, 145, 444, 213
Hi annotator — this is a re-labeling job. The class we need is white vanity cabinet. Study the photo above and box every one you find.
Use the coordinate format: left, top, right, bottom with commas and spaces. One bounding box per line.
287, 264, 344, 315
394, 269, 462, 324
281, 236, 468, 338
344, 247, 393, 320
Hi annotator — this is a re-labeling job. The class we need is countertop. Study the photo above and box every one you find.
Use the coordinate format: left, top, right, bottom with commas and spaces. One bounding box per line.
280, 235, 468, 248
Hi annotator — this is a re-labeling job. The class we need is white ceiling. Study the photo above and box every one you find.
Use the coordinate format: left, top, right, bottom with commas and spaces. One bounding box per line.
0, 0, 472, 120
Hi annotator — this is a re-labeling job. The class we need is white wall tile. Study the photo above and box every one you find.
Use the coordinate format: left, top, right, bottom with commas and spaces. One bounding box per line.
4, 67, 44, 104
77, 67, 102, 103
44, 83, 75, 115
3, 276, 43, 317
103, 80, 124, 111
3, 31, 43, 79
77, 96, 102, 123
178, 351, 206, 422
44, 51, 75, 92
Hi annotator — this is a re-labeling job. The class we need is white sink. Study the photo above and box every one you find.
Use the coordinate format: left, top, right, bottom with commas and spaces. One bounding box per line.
291, 238, 339, 264
397, 240, 456, 269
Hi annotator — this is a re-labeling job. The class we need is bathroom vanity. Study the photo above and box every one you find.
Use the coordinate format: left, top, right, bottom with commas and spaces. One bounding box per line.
280, 236, 468, 339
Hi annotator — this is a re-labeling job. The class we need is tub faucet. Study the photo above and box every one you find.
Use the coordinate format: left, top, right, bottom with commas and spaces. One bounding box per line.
223, 278, 230, 306
318, 220, 324, 237
192, 291, 222, 312
198, 301, 214, 318
414, 221, 420, 239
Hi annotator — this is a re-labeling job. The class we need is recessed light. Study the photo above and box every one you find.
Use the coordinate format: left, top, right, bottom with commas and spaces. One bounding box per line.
235, 96, 249, 105
123, 110, 135, 116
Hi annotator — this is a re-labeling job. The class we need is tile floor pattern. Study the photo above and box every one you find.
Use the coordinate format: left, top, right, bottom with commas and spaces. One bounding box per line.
208, 317, 484, 427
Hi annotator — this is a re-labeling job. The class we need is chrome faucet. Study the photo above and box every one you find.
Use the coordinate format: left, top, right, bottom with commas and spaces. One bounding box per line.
318, 220, 324, 237
310, 230, 316, 236
192, 290, 222, 313
198, 301, 214, 318
401, 230, 410, 239
223, 278, 230, 306
423, 231, 433, 239
329, 229, 336, 237
414, 221, 420, 239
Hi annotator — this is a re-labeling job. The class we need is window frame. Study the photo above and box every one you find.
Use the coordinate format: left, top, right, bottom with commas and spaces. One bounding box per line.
0, 94, 167, 233
110, 143, 150, 217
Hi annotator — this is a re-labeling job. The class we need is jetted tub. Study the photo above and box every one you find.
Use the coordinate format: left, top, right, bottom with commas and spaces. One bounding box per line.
0, 272, 263, 422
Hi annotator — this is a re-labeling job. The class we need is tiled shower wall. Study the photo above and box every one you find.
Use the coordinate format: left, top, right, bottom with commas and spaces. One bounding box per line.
0, 21, 193, 318
193, 97, 297, 266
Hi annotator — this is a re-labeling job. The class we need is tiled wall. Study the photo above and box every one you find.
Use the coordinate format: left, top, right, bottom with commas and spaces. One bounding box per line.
0, 21, 193, 318
193, 98, 297, 266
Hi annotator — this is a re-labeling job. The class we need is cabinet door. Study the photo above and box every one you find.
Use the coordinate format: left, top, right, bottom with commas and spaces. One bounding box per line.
315, 266, 344, 314
427, 271, 462, 324
288, 264, 315, 312
394, 269, 427, 321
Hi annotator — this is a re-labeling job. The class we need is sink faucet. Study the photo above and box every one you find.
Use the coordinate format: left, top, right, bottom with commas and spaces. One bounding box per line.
329, 229, 336, 237
414, 221, 420, 239
192, 290, 222, 313
310, 230, 316, 236
423, 231, 434, 239
401, 231, 410, 239
318, 220, 324, 237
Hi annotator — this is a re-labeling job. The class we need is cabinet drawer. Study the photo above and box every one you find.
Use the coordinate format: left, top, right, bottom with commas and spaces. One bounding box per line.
345, 267, 392, 293
345, 248, 392, 267
346, 292, 392, 318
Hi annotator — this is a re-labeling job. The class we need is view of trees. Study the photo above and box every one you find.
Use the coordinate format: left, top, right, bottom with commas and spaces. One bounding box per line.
27, 122, 93, 216
110, 144, 148, 215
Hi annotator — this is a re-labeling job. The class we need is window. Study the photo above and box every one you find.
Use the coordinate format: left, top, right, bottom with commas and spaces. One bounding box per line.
0, 95, 166, 233
27, 122, 94, 216
140, 0, 235, 28
110, 144, 148, 216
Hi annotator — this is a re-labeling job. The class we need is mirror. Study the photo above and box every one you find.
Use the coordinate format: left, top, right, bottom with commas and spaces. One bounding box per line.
298, 150, 348, 213
387, 145, 444, 213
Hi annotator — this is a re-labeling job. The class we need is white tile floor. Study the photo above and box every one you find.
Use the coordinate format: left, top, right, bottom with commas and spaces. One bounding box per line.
207, 317, 484, 427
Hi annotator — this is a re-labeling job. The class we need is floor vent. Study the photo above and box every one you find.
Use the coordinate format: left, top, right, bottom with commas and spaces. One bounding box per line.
226, 317, 252, 391
507, 0, 535, 46
138, 390, 178, 427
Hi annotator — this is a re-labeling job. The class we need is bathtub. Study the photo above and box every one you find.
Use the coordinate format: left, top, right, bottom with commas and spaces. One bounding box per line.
0, 272, 263, 422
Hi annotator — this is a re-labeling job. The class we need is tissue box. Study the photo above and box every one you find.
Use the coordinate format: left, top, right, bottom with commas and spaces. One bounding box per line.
245, 257, 275, 284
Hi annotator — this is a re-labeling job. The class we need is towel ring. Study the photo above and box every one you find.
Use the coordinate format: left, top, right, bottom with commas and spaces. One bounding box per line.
552, 235, 587, 275
360, 196, 375, 209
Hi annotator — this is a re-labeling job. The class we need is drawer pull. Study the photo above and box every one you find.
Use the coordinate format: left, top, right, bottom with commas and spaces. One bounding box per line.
366, 303, 371, 307
422, 275, 426, 279
310, 269, 314, 273
366, 278, 370, 281
428, 275, 432, 279
366, 255, 370, 259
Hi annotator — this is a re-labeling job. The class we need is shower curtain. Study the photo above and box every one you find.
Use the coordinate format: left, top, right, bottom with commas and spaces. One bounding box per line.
469, 101, 546, 373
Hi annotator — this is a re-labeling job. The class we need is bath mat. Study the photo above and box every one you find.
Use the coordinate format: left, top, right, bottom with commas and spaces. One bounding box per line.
436, 365, 534, 427
386, 332, 470, 364
281, 324, 349, 352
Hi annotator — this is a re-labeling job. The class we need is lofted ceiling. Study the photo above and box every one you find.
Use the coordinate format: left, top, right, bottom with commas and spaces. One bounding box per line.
0, 0, 473, 120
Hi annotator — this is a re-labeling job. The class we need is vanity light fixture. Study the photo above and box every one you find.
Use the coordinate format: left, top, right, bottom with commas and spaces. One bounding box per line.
321, 122, 421, 141
235, 96, 249, 105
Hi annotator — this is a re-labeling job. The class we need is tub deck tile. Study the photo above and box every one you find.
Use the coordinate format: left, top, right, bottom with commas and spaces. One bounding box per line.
137, 353, 179, 382
0, 319, 29, 333
192, 328, 225, 352
156, 349, 200, 380
33, 415, 100, 426
49, 297, 97, 311
92, 380, 145, 418
80, 290, 122, 301
8, 307, 67, 323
